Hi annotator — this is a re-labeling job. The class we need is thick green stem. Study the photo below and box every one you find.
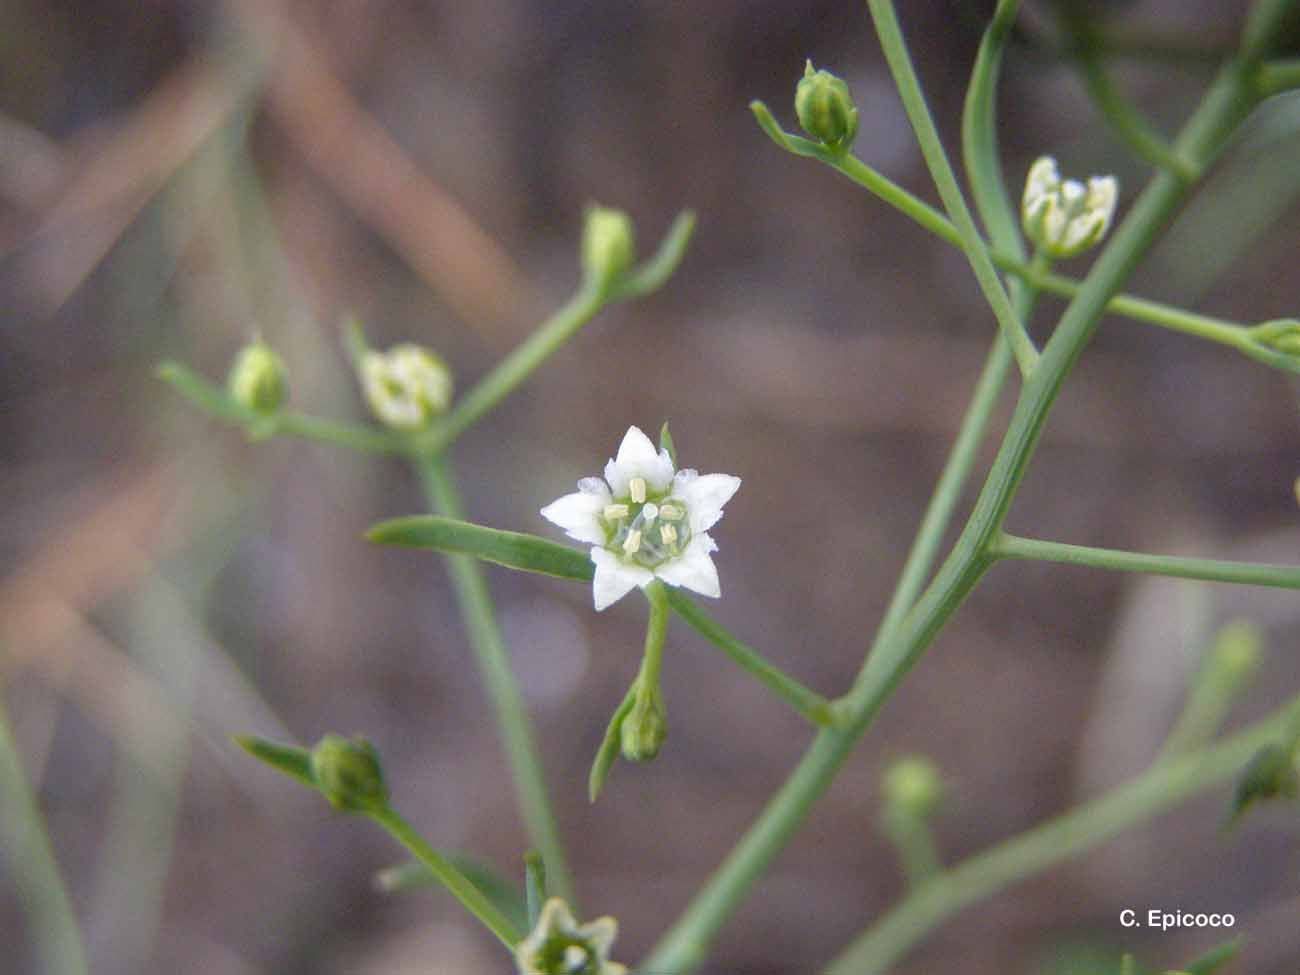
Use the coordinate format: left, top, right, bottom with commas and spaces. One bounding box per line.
0, 678, 89, 975
993, 533, 1300, 589
880, 809, 942, 889
826, 695, 1300, 974
416, 457, 577, 907
643, 19, 1262, 970
638, 581, 670, 690
370, 806, 523, 947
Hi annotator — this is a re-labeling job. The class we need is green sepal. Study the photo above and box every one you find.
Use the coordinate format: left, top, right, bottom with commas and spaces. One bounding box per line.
524, 850, 548, 927
659, 422, 678, 468
588, 684, 638, 803
232, 735, 316, 790
375, 856, 529, 934
367, 516, 595, 582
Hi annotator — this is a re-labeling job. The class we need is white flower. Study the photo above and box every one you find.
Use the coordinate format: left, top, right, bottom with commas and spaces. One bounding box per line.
515, 898, 627, 975
541, 426, 741, 611
360, 344, 453, 430
1021, 156, 1118, 259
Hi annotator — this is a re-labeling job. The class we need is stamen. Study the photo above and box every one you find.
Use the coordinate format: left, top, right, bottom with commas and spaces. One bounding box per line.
660, 523, 677, 545
603, 503, 629, 521
659, 503, 682, 520
629, 477, 647, 503
622, 529, 642, 554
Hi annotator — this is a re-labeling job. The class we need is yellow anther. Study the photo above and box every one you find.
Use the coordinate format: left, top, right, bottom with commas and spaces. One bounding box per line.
659, 523, 677, 546
622, 530, 642, 554
629, 477, 647, 503
659, 503, 682, 520
603, 503, 630, 521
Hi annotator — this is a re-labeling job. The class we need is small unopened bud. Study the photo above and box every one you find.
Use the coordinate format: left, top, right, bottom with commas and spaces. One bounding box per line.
1021, 156, 1117, 259
620, 684, 666, 763
1208, 620, 1263, 684
581, 206, 636, 288
360, 344, 453, 431
795, 61, 858, 152
883, 756, 944, 820
311, 733, 388, 814
1231, 742, 1299, 821
228, 339, 287, 414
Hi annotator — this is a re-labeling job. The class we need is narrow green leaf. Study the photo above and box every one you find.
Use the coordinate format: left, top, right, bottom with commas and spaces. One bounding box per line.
375, 856, 529, 934
1183, 938, 1240, 975
524, 850, 547, 927
232, 735, 316, 790
614, 210, 698, 299
659, 421, 678, 467
588, 684, 638, 802
367, 516, 594, 582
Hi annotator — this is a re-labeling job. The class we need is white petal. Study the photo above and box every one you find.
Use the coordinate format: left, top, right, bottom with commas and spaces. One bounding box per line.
540, 486, 608, 545
590, 548, 654, 611
654, 534, 720, 598
674, 472, 741, 533
605, 426, 675, 496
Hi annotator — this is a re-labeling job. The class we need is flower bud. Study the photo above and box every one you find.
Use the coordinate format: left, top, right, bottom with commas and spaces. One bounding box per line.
581, 206, 636, 288
1021, 156, 1117, 259
227, 339, 287, 414
619, 684, 666, 763
360, 343, 453, 431
515, 898, 628, 975
795, 61, 858, 151
311, 733, 388, 814
883, 756, 944, 820
1207, 619, 1262, 685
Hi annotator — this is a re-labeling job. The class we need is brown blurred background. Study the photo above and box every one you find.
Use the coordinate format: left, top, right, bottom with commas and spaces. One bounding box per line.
2, 1, 1299, 973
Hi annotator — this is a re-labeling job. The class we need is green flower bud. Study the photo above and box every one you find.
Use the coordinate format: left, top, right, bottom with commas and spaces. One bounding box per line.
514, 898, 628, 975
794, 61, 858, 151
360, 343, 453, 431
619, 683, 666, 763
581, 206, 636, 288
227, 339, 287, 414
1207, 619, 1263, 684
883, 756, 944, 820
1231, 742, 1298, 821
310, 733, 388, 814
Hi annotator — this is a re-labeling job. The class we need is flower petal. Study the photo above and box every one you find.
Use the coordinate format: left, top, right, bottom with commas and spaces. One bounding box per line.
654, 533, 720, 598
590, 548, 654, 611
673, 472, 741, 533
605, 426, 675, 496
539, 482, 609, 545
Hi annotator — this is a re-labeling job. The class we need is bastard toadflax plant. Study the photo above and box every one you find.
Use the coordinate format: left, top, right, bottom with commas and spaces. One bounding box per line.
150, 1, 1300, 972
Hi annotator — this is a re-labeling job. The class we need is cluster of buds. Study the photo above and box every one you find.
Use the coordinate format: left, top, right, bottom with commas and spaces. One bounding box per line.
515, 898, 627, 975
1021, 156, 1118, 258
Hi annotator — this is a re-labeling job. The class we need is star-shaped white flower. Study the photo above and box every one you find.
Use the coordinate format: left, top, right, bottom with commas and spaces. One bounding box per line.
540, 426, 741, 611
515, 898, 627, 975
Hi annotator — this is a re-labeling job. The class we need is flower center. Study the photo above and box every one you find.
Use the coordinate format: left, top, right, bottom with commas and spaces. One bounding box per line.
600, 477, 691, 568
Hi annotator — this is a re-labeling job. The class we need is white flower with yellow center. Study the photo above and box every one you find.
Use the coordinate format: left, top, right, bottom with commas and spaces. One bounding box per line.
360, 344, 453, 430
1021, 155, 1118, 259
540, 426, 741, 611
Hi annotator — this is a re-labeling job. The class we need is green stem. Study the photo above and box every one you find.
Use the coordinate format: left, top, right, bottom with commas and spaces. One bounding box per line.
1075, 47, 1197, 180
825, 695, 1300, 974
638, 581, 670, 690
370, 806, 523, 948
1256, 58, 1300, 96
644, 22, 1264, 972
664, 589, 835, 727
416, 457, 577, 907
0, 676, 89, 975
868, 0, 1039, 377
992, 533, 1300, 590
413, 284, 606, 456
880, 810, 942, 889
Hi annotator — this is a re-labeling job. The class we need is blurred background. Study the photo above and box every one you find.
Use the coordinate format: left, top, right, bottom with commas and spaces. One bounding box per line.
2, 1, 1299, 972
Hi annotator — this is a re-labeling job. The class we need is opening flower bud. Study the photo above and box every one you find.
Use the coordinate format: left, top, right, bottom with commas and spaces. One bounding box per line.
795, 61, 858, 151
360, 343, 454, 431
1021, 156, 1118, 259
619, 684, 666, 763
227, 339, 287, 415
514, 898, 628, 975
883, 756, 944, 820
310, 733, 388, 814
581, 206, 636, 288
